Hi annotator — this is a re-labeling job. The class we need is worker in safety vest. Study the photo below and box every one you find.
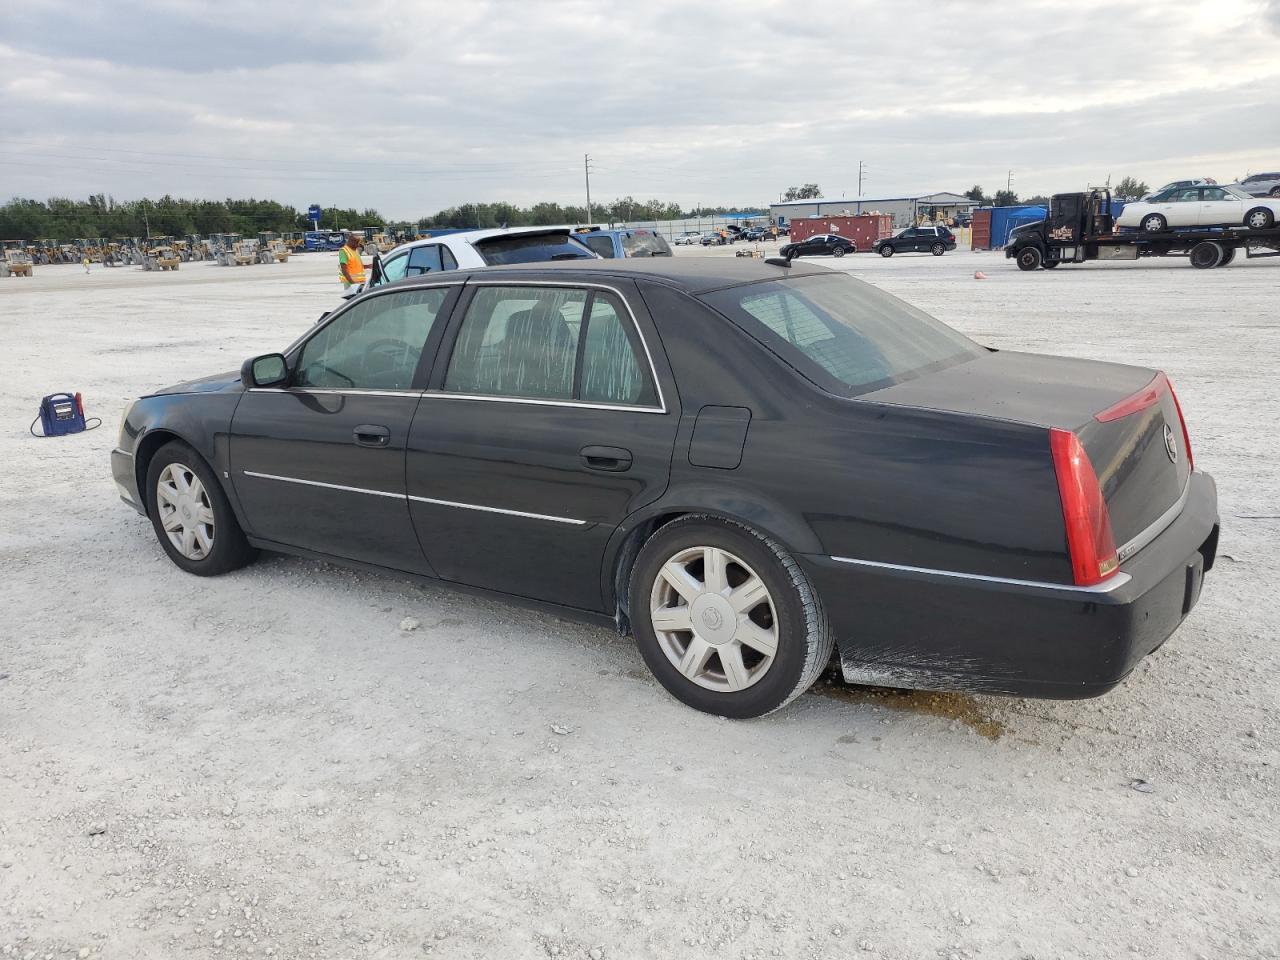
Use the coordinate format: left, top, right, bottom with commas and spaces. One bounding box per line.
339, 232, 367, 289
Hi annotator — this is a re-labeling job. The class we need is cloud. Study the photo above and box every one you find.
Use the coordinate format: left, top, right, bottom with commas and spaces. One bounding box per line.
1, 0, 1277, 218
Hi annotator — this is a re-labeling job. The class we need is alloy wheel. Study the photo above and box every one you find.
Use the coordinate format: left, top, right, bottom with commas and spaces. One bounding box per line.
649, 545, 779, 693
156, 462, 215, 560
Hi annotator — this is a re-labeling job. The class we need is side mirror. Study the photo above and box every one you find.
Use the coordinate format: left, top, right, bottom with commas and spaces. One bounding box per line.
241, 353, 289, 388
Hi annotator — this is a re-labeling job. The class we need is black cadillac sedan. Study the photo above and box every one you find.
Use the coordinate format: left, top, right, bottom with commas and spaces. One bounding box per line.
112, 259, 1218, 718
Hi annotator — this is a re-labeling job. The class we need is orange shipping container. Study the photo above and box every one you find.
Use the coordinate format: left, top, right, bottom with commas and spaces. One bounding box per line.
786, 214, 893, 251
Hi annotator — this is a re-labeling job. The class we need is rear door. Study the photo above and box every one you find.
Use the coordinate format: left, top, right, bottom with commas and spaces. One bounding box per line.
229, 285, 458, 572
405, 279, 679, 611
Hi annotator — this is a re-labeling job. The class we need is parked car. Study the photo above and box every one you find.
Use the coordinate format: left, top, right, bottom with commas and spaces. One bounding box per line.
1138, 178, 1215, 201
873, 226, 956, 257
1236, 172, 1280, 198
1115, 184, 1280, 232
574, 228, 673, 259
743, 227, 772, 241
700, 232, 728, 247
952, 212, 973, 227
673, 231, 703, 246
779, 234, 857, 259
110, 259, 1219, 718
361, 227, 597, 294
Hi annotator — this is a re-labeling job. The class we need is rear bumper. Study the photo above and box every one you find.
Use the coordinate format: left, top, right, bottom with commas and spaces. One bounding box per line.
112, 446, 145, 514
800, 471, 1219, 698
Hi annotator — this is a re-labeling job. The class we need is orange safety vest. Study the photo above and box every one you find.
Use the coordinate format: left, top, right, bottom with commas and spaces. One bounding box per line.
339, 244, 366, 284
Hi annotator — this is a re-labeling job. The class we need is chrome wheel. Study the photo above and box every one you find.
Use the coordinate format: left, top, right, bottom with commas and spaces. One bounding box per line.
155, 462, 215, 560
649, 545, 779, 693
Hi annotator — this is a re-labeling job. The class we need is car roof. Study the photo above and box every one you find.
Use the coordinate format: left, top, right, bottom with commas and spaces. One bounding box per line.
389, 226, 575, 255
382, 256, 830, 295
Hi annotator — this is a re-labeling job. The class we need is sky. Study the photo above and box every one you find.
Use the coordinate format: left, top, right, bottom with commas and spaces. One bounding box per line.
2, 0, 1278, 219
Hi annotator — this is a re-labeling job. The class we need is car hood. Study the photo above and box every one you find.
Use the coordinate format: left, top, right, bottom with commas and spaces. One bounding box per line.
146, 370, 244, 397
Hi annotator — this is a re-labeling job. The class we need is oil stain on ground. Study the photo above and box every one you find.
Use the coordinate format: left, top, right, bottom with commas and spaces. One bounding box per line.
812, 678, 1006, 741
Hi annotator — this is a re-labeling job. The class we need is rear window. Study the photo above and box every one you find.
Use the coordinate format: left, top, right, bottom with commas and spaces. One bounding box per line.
621, 231, 672, 257
579, 234, 617, 258
473, 233, 596, 266
701, 273, 985, 396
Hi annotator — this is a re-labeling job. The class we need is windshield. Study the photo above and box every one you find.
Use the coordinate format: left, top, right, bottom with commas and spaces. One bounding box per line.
1223, 185, 1252, 200
701, 273, 985, 396
621, 231, 672, 257
474, 233, 596, 266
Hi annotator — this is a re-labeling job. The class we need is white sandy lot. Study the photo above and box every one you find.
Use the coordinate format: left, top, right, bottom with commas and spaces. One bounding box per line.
1, 247, 1276, 960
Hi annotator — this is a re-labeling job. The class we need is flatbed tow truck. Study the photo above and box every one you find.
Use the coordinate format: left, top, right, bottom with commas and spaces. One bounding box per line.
1006, 188, 1280, 270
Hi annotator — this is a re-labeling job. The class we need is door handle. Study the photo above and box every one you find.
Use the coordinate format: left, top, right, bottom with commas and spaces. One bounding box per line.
580, 445, 632, 472
353, 424, 391, 447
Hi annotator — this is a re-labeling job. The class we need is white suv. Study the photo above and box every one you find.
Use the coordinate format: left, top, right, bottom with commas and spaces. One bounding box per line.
361, 227, 597, 293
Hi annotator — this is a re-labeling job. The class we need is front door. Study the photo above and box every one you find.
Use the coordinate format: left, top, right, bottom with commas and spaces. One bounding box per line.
1197, 186, 1241, 226
406, 280, 680, 611
229, 285, 457, 573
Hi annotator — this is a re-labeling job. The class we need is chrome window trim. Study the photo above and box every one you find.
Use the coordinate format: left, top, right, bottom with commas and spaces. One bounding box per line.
829, 555, 1132, 595
241, 470, 404, 500
420, 392, 663, 414
1116, 477, 1191, 564
407, 495, 586, 526
248, 387, 422, 398
443, 279, 669, 414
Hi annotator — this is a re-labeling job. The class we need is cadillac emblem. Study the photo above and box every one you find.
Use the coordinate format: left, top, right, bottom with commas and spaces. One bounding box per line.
1164, 423, 1178, 463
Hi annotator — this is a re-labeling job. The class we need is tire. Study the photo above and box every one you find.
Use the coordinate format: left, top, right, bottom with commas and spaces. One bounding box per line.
629, 516, 832, 719
145, 441, 257, 576
782, 248, 797, 261
930, 242, 945, 256
879, 245, 894, 257
832, 246, 845, 258
1189, 240, 1224, 269
1270, 187, 1280, 197
1244, 207, 1274, 230
1016, 246, 1043, 271
1141, 213, 1167, 233
1218, 246, 1236, 266
1041, 259, 1060, 269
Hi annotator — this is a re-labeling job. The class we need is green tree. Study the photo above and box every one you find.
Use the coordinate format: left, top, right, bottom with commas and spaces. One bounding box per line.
992, 189, 1019, 207
964, 185, 989, 205
782, 184, 822, 201
1112, 176, 1150, 200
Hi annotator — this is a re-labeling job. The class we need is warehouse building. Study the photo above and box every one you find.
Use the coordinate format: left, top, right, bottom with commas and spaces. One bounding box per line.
770, 192, 976, 229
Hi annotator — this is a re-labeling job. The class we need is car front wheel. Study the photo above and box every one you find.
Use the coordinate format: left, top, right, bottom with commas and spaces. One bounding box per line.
1141, 213, 1167, 232
146, 441, 257, 576
879, 245, 894, 257
630, 516, 832, 719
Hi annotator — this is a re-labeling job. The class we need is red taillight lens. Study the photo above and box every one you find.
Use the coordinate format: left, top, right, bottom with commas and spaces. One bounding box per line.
1049, 428, 1119, 586
1165, 377, 1194, 471
1094, 371, 1166, 422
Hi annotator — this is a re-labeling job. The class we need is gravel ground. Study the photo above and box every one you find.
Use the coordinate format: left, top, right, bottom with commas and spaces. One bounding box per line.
1, 248, 1276, 960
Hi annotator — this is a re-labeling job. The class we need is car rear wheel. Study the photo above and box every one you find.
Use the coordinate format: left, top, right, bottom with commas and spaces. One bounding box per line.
1244, 207, 1274, 230
832, 247, 845, 258
879, 245, 894, 257
1141, 213, 1167, 232
930, 242, 945, 256
630, 516, 832, 719
1270, 187, 1280, 197
146, 441, 257, 576
1189, 240, 1225, 269
1016, 246, 1043, 271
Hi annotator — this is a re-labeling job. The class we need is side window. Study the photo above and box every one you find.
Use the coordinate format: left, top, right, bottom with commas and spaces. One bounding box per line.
295, 288, 448, 390
580, 293, 656, 406
378, 252, 408, 286
406, 245, 443, 275
579, 234, 616, 258
1201, 187, 1227, 201
444, 287, 587, 400
441, 246, 458, 270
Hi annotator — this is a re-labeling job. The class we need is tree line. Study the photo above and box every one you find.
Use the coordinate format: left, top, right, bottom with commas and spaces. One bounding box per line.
963, 176, 1151, 208
0, 194, 765, 241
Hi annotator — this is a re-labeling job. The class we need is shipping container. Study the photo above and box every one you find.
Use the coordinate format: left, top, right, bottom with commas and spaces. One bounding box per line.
970, 205, 1049, 250
971, 209, 992, 250
786, 214, 894, 250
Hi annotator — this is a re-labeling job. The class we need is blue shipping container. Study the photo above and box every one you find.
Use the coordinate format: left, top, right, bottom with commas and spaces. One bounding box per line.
988, 205, 1048, 248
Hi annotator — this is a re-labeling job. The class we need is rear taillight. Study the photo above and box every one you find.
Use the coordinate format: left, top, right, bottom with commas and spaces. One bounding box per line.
1094, 370, 1195, 471
1165, 377, 1195, 471
1050, 428, 1119, 586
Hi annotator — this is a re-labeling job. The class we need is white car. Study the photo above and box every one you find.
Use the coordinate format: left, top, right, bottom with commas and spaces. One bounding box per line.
357, 227, 598, 295
673, 231, 703, 246
1116, 184, 1280, 232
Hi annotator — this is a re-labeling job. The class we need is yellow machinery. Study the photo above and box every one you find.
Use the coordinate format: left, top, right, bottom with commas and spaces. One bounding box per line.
363, 228, 396, 255
257, 232, 290, 263
1, 240, 35, 277
142, 238, 181, 271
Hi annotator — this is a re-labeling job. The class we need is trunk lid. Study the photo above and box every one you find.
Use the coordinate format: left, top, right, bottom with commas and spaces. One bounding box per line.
862, 350, 1190, 550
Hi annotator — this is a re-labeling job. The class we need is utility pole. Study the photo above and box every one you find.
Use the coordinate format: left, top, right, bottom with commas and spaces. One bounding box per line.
584, 154, 593, 225
857, 160, 867, 214
1007, 169, 1014, 194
